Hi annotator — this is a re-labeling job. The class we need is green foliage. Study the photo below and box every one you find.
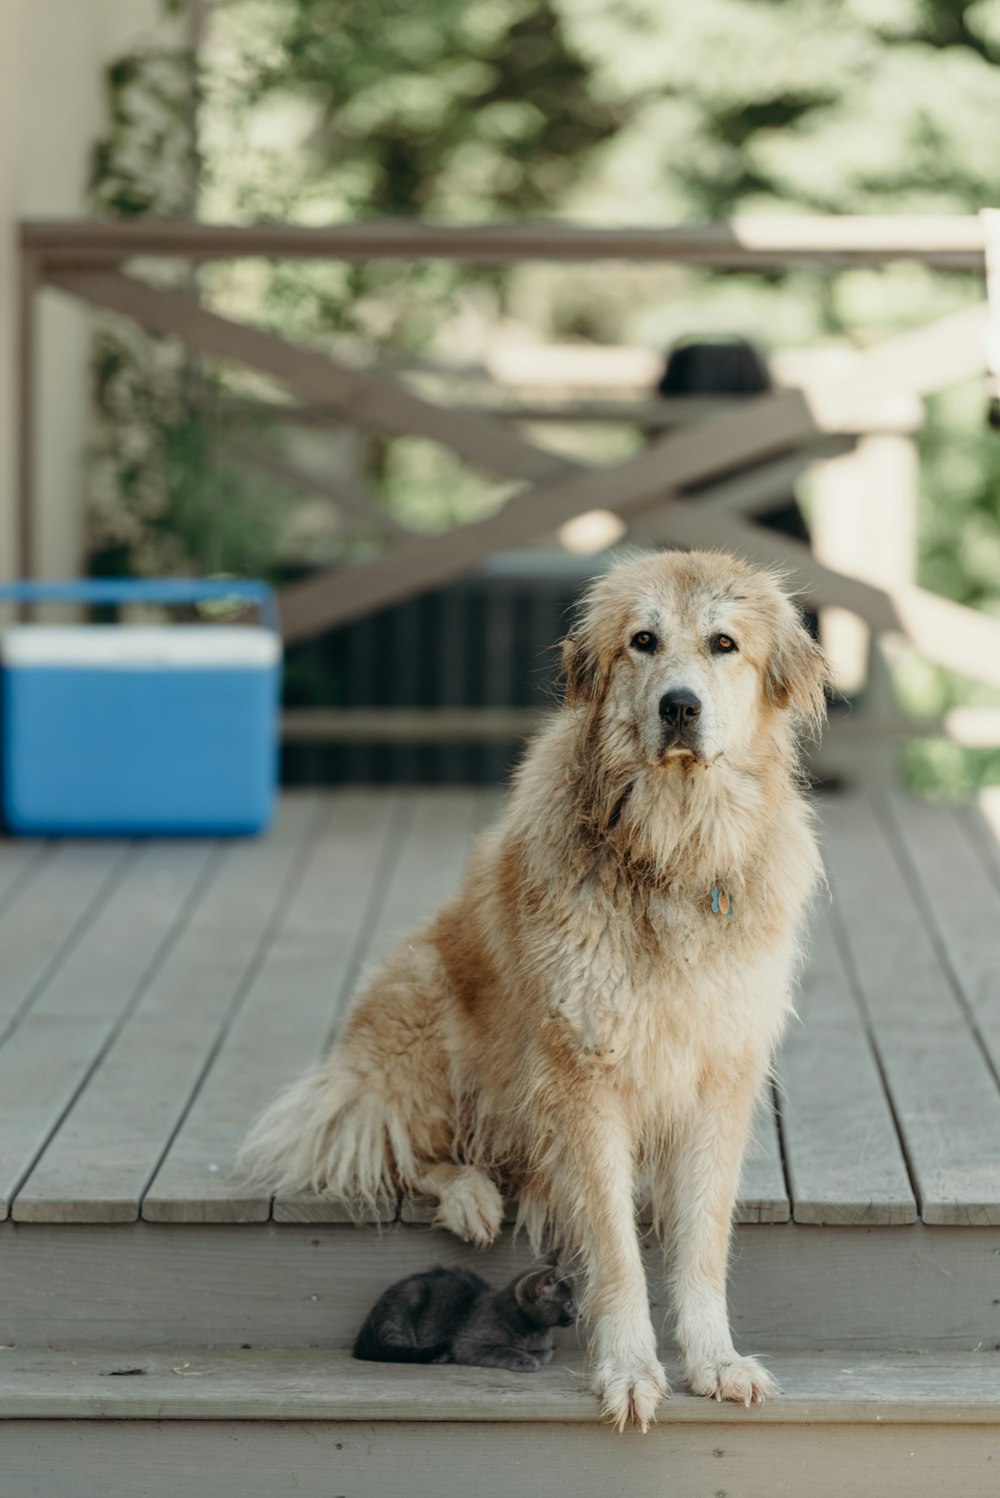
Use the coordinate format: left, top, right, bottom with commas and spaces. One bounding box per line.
240, 0, 621, 218
87, 30, 287, 581
91, 48, 200, 218
87, 0, 1000, 793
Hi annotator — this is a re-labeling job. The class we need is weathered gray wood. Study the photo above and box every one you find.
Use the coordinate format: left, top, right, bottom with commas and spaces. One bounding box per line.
779, 902, 916, 1225
275, 789, 487, 1223
0, 838, 47, 915
46, 272, 1000, 707
0, 843, 213, 1219
23, 843, 212, 1023
46, 269, 573, 486
281, 707, 545, 743
3, 1219, 999, 1354
963, 789, 1000, 890
8, 1417, 1000, 1498
884, 794, 1000, 1078
0, 842, 131, 1033
636, 446, 853, 539
277, 706, 950, 748
626, 1096, 791, 1228
823, 796, 1000, 1223
354, 788, 486, 965
211, 390, 918, 437
11, 801, 319, 1223
144, 790, 401, 1223
735, 1096, 790, 1224
24, 213, 993, 267
823, 798, 964, 1027
2, 1345, 998, 1423
779, 1024, 917, 1225
274, 390, 823, 639
224, 437, 416, 539
470, 786, 508, 831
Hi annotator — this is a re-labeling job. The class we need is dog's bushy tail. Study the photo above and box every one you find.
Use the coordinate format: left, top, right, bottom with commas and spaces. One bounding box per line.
238, 1052, 418, 1213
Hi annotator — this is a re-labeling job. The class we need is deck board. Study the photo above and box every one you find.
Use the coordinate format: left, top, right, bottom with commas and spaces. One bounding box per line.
823, 795, 1000, 1224
0, 843, 214, 1219
143, 789, 401, 1224
779, 899, 916, 1225
732, 1096, 789, 1224
884, 793, 1000, 1080
10, 802, 318, 1223
0, 841, 132, 1035
3, 787, 1000, 1232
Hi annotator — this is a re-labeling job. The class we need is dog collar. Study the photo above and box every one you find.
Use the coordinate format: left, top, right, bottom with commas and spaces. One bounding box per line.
711, 888, 734, 917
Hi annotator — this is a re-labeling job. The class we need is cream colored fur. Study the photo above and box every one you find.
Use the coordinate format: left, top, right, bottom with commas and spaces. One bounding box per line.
241, 549, 827, 1431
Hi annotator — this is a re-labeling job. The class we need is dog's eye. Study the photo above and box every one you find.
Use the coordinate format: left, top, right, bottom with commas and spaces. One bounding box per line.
712, 634, 738, 654
630, 631, 658, 653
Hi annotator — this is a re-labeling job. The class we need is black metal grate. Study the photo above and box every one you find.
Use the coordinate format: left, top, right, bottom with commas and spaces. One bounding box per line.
282, 556, 596, 785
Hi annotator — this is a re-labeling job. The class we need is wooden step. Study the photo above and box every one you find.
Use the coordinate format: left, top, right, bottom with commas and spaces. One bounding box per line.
4, 1217, 1000, 1354
3, 1347, 999, 1498
3, 1344, 999, 1422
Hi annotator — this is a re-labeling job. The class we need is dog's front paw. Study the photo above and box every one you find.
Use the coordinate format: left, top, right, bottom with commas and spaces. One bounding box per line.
685, 1353, 777, 1408
431, 1166, 503, 1248
592, 1351, 669, 1433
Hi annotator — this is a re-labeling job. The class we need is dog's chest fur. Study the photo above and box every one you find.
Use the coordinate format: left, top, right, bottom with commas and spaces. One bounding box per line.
536, 855, 795, 1099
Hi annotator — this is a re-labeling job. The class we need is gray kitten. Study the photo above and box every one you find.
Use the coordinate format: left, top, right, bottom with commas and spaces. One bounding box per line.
352, 1263, 577, 1372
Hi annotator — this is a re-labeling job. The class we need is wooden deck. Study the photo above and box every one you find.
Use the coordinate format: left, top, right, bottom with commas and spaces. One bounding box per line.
4, 786, 1000, 1496
2, 785, 1000, 1232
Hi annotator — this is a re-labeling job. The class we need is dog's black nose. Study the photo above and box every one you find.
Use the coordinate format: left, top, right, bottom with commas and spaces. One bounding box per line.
659, 689, 701, 727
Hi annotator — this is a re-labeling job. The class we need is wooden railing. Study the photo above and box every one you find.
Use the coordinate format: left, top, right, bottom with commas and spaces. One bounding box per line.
16, 214, 1000, 766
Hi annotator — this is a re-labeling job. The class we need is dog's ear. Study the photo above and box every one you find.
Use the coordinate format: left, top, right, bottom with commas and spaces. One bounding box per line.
561, 633, 597, 706
765, 599, 829, 732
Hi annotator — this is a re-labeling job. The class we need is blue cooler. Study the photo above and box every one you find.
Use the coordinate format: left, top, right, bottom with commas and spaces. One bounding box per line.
0, 579, 281, 836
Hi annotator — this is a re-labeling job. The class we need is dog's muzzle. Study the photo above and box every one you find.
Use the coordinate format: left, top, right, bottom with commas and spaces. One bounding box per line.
658, 688, 702, 756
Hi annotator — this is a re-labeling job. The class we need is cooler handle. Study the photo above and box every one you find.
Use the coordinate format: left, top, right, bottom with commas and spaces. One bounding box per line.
0, 579, 279, 634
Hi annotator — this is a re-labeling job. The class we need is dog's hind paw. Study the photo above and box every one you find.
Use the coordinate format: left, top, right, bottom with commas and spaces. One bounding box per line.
431, 1166, 504, 1248
593, 1353, 669, 1434
685, 1353, 777, 1408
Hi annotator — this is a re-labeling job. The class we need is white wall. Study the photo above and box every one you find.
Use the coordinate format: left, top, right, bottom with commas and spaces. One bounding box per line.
0, 0, 176, 581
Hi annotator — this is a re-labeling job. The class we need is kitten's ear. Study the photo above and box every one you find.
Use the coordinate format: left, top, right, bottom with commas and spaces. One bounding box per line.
513, 1272, 536, 1311
521, 1266, 570, 1305
513, 1269, 548, 1311
538, 1272, 572, 1304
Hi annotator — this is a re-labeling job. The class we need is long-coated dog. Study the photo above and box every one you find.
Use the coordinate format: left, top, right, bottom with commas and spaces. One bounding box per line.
242, 548, 827, 1430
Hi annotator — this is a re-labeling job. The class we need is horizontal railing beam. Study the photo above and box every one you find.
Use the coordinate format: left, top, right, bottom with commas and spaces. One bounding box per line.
278, 706, 1000, 746
23, 215, 991, 269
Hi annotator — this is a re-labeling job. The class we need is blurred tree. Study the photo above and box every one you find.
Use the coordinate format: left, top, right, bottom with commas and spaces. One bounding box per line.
254, 0, 622, 217
88, 0, 1000, 791
87, 35, 288, 582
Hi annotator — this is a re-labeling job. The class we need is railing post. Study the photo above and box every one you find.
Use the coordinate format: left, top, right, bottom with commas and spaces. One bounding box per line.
16, 240, 39, 586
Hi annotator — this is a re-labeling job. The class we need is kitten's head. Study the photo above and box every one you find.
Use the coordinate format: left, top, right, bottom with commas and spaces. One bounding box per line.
513, 1266, 577, 1328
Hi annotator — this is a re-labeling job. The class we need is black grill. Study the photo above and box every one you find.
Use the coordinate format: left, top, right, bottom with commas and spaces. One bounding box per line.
282, 555, 598, 785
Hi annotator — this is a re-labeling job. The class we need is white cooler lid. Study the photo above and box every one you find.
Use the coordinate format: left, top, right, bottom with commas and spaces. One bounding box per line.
0, 625, 281, 668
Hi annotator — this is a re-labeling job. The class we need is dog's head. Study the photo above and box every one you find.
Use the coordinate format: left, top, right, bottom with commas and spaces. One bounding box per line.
562, 549, 828, 770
